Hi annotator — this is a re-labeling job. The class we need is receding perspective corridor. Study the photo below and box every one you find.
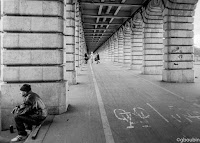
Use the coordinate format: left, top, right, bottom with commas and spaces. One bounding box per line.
1, 0, 200, 142
39, 61, 200, 143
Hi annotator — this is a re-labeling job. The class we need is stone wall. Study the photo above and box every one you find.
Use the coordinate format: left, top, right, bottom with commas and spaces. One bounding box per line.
96, 0, 197, 82
0, 0, 69, 130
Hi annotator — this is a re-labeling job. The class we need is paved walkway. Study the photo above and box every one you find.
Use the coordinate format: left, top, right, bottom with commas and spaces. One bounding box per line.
2, 61, 200, 143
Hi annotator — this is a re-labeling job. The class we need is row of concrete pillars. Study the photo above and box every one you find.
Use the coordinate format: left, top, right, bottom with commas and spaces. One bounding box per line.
0, 0, 198, 130
96, 0, 198, 83
0, 0, 86, 130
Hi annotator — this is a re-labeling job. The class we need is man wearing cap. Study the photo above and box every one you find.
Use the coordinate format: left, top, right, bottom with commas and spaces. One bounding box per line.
11, 84, 47, 142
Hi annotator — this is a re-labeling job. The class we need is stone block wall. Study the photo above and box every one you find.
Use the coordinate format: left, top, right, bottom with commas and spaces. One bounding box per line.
113, 34, 119, 62
111, 38, 115, 62
118, 29, 124, 64
96, 0, 196, 83
131, 15, 143, 70
1, 82, 68, 130
123, 23, 132, 68
162, 0, 196, 82
0, 0, 69, 130
142, 0, 164, 75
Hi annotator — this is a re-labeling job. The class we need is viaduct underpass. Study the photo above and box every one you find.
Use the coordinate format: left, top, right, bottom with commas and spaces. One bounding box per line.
0, 0, 200, 142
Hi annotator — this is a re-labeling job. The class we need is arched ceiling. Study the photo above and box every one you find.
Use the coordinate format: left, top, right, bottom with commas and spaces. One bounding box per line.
79, 0, 148, 53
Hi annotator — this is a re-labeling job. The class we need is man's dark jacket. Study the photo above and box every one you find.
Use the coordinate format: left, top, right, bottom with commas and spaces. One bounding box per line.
17, 91, 47, 120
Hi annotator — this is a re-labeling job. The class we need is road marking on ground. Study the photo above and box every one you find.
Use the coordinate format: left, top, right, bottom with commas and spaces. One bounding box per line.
134, 73, 200, 108
114, 107, 150, 129
146, 103, 169, 123
90, 63, 115, 143
134, 75, 184, 100
119, 68, 184, 100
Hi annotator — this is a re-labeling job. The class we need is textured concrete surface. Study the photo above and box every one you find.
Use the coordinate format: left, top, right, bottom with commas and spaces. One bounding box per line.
1, 62, 200, 142
1, 82, 69, 130
3, 33, 63, 48
3, 0, 63, 16
3, 16, 63, 32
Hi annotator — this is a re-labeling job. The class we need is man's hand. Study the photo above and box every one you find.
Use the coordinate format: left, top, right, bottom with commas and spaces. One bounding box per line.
11, 106, 19, 114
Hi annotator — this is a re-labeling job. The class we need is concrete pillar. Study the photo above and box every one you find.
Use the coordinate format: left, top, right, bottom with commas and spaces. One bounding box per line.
131, 15, 144, 70
162, 0, 197, 82
111, 38, 115, 62
108, 40, 112, 61
1, 0, 68, 130
123, 22, 132, 68
79, 25, 85, 65
100, 45, 104, 62
79, 18, 84, 67
0, 12, 1, 132
99, 43, 105, 62
118, 29, 124, 64
100, 44, 104, 62
113, 34, 119, 63
64, 0, 76, 84
104, 44, 108, 62
104, 42, 109, 62
75, 2, 80, 74
142, 0, 164, 75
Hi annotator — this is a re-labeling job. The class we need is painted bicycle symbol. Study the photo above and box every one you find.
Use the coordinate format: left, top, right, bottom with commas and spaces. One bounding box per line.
114, 107, 150, 129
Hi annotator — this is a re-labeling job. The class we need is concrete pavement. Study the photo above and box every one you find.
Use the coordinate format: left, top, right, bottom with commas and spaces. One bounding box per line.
1, 62, 200, 143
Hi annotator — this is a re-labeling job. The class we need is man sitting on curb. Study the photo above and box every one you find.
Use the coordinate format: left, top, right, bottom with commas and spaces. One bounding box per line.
11, 84, 47, 142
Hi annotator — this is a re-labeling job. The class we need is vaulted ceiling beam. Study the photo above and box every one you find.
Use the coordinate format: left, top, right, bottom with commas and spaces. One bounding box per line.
85, 32, 112, 34
84, 28, 115, 30
80, 2, 141, 7
84, 23, 121, 26
82, 15, 130, 19
85, 35, 109, 37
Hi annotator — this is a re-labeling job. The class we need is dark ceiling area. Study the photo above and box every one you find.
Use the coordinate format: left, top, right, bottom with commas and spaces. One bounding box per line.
79, 0, 147, 53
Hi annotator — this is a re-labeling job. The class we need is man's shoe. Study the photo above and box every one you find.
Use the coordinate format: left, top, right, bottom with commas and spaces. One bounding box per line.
11, 135, 27, 142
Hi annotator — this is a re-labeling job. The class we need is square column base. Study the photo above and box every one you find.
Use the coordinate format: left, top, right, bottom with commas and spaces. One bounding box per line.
122, 63, 132, 69
65, 71, 77, 85
0, 82, 69, 130
162, 69, 194, 83
131, 64, 142, 70
142, 66, 163, 75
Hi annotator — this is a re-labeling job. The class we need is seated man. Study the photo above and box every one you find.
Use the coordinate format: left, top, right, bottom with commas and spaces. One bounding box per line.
11, 84, 47, 142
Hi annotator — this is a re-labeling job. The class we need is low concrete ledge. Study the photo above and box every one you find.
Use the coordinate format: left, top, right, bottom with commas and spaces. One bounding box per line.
0, 82, 69, 130
24, 115, 54, 143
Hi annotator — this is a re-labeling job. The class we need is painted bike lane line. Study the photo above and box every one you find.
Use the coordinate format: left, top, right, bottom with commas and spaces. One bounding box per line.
90, 63, 115, 143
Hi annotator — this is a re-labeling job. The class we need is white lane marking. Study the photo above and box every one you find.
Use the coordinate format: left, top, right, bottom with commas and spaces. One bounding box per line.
122, 71, 185, 100
123, 69, 200, 108
185, 117, 192, 123
140, 77, 184, 100
171, 115, 181, 123
146, 103, 169, 123
90, 63, 115, 143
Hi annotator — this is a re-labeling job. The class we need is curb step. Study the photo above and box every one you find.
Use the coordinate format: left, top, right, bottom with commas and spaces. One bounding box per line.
24, 115, 54, 143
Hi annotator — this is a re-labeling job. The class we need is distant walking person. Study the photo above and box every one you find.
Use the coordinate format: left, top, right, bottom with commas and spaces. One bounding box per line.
90, 52, 94, 63
84, 53, 88, 64
95, 53, 100, 64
